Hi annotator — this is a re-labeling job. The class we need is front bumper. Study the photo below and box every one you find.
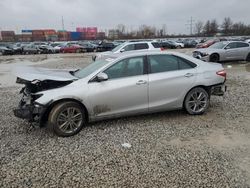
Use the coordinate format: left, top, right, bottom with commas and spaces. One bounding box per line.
14, 102, 46, 124
193, 52, 210, 62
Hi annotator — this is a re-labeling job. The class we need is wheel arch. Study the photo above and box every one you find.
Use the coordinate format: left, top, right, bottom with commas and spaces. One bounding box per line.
182, 85, 212, 108
40, 98, 89, 126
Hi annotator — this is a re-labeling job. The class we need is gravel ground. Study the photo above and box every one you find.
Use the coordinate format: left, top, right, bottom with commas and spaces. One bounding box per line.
0, 52, 250, 187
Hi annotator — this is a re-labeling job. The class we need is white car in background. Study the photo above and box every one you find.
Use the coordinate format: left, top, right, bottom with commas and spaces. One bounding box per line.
93, 41, 161, 61
193, 41, 250, 62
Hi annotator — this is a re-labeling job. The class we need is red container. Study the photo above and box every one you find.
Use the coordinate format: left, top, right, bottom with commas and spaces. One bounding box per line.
76, 27, 87, 33
1, 31, 15, 37
32, 30, 44, 35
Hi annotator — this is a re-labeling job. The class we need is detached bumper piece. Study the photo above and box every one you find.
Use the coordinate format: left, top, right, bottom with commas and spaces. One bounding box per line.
13, 103, 45, 123
211, 85, 227, 96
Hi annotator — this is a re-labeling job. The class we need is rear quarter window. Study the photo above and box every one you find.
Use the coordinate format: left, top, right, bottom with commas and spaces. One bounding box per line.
151, 42, 161, 48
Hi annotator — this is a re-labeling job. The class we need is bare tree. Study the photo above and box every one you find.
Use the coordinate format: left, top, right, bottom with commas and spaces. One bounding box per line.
195, 21, 203, 36
221, 17, 233, 35
203, 20, 211, 36
210, 19, 219, 35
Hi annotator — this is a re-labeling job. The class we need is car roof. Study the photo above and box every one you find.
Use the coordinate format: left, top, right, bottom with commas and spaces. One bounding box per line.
103, 50, 189, 61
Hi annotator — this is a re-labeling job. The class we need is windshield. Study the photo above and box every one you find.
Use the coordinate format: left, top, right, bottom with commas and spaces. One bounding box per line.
209, 42, 228, 49
74, 60, 109, 78
111, 43, 125, 52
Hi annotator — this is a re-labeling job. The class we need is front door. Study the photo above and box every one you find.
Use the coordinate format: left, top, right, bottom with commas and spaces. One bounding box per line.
87, 56, 148, 118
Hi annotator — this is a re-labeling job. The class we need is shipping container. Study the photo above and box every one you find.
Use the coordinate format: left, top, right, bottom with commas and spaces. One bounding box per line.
76, 27, 87, 33
32, 30, 44, 35
69, 32, 82, 40
1, 31, 15, 37
86, 27, 98, 33
45, 34, 58, 41
15, 34, 32, 42
1, 36, 15, 42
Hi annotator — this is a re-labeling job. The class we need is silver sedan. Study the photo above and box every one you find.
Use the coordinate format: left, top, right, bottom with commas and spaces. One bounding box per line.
193, 41, 250, 62
14, 51, 226, 136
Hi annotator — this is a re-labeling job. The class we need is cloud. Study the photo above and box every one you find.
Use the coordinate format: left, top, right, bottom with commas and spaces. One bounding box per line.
0, 0, 249, 34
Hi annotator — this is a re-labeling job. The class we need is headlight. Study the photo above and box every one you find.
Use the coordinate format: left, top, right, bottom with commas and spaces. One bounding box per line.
201, 52, 209, 57
31, 94, 43, 101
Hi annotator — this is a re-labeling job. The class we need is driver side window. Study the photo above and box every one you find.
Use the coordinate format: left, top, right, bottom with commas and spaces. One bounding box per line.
122, 44, 135, 52
104, 57, 144, 79
226, 42, 237, 49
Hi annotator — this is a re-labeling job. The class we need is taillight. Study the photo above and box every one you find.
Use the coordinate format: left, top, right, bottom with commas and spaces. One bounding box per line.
216, 70, 227, 78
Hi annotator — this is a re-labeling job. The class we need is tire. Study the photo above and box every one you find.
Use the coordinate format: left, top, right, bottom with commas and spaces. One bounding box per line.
48, 101, 86, 137
210, 54, 219, 62
246, 53, 250, 62
184, 87, 210, 115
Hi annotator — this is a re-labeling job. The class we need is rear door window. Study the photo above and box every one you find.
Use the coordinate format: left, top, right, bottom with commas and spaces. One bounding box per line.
148, 55, 179, 73
151, 42, 161, 48
135, 43, 149, 50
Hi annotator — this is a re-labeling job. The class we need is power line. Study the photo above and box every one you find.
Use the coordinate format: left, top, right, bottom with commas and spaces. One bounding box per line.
186, 17, 195, 35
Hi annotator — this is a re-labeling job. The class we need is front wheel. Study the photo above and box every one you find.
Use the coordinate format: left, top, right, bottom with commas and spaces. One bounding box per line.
48, 102, 86, 137
184, 87, 210, 115
210, 54, 219, 62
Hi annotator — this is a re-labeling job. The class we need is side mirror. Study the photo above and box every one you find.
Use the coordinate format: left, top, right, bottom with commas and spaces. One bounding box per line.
120, 49, 125, 53
225, 46, 230, 50
96, 72, 108, 82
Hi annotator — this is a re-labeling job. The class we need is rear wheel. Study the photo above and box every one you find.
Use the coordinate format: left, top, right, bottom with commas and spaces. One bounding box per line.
184, 87, 210, 115
48, 101, 86, 137
210, 54, 219, 62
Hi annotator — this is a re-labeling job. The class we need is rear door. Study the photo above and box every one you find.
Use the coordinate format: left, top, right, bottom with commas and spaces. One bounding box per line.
88, 56, 148, 118
235, 42, 250, 60
148, 54, 197, 111
224, 42, 240, 60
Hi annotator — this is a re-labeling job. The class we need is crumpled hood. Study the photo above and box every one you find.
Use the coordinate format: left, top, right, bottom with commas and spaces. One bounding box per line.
194, 48, 223, 54
12, 66, 78, 82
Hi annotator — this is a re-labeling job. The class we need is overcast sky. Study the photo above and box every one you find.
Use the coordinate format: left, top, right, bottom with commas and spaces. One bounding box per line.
0, 0, 249, 34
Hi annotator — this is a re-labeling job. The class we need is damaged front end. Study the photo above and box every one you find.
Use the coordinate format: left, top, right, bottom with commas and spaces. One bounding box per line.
13, 78, 73, 124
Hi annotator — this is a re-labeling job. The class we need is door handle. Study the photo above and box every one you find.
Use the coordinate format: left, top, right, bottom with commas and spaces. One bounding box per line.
184, 73, 194, 77
136, 80, 147, 85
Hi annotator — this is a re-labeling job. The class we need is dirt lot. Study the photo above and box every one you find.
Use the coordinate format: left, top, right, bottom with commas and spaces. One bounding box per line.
0, 50, 250, 187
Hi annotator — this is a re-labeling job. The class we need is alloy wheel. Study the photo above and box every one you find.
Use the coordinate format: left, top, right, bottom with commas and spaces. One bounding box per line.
56, 107, 83, 134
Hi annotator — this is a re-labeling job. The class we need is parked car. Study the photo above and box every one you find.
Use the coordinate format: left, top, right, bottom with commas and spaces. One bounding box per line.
245, 39, 250, 44
193, 41, 250, 62
168, 40, 184, 48
22, 44, 42, 54
160, 41, 177, 49
183, 39, 198, 48
196, 39, 219, 48
60, 44, 86, 53
13, 51, 226, 137
0, 46, 14, 55
96, 42, 115, 52
38, 45, 56, 54
78, 43, 97, 52
93, 41, 161, 61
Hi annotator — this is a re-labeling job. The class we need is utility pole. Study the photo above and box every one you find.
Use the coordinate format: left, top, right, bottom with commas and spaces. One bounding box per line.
62, 16, 65, 31
186, 17, 195, 36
